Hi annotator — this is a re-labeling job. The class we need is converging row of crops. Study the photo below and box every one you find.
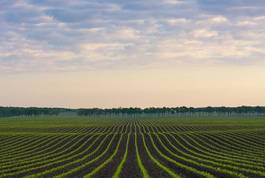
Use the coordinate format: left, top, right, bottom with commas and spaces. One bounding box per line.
0, 117, 265, 178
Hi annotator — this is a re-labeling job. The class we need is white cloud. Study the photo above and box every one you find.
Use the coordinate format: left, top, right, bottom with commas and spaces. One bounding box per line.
196, 16, 229, 25
79, 27, 105, 33
80, 43, 125, 51
154, 32, 265, 63
236, 16, 265, 26
162, 0, 184, 5
1, 0, 265, 73
0, 51, 13, 58
111, 27, 140, 40
0, 32, 76, 63
208, 16, 228, 24
237, 20, 257, 26
192, 29, 219, 38
165, 18, 189, 26
253, 16, 265, 21
13, 0, 47, 11
78, 42, 131, 61
106, 4, 122, 12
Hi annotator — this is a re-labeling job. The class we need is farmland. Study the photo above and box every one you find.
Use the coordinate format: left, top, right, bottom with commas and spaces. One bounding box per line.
0, 116, 265, 178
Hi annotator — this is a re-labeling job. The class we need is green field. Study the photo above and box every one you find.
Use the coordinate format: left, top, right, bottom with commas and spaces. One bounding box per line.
0, 116, 265, 178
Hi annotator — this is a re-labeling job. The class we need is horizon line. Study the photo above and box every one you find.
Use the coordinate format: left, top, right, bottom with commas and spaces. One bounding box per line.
1, 105, 265, 110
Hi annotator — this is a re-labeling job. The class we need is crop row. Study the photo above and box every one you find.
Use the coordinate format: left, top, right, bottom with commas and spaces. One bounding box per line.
0, 119, 264, 178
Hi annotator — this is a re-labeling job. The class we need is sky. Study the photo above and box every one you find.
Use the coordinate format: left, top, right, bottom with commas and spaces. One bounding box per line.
1, 0, 265, 108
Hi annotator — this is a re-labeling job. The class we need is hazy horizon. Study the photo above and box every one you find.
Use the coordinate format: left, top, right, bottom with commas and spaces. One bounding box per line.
1, 0, 265, 108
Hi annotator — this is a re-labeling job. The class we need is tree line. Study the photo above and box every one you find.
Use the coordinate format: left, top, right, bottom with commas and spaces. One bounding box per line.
1, 106, 265, 117
77, 106, 265, 117
0, 107, 71, 117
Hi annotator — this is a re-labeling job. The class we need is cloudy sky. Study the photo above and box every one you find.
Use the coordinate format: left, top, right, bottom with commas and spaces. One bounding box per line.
1, 0, 265, 108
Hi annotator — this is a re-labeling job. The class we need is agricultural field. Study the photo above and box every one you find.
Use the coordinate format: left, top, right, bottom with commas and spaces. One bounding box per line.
0, 117, 265, 178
